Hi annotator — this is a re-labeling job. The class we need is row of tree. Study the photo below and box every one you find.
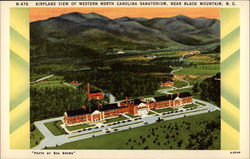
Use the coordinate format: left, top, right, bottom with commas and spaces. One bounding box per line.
110, 62, 172, 73
192, 73, 220, 107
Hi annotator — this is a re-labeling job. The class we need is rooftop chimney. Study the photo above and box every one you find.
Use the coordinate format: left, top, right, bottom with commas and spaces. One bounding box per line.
98, 104, 103, 110
87, 83, 91, 100
126, 96, 129, 105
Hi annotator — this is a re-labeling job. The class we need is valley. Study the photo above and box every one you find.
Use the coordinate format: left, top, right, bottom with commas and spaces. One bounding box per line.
29, 12, 221, 150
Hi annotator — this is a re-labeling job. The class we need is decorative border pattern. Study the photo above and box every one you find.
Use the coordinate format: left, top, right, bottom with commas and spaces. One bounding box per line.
9, 8, 240, 150
10, 8, 30, 149
221, 8, 240, 150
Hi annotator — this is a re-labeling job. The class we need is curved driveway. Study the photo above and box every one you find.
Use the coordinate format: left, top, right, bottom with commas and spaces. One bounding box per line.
33, 98, 220, 150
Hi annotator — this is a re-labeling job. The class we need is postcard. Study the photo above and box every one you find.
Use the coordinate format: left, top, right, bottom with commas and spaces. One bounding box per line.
0, 1, 249, 159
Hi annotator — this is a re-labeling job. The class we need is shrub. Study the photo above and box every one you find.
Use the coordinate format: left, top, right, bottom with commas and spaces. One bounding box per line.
143, 146, 149, 150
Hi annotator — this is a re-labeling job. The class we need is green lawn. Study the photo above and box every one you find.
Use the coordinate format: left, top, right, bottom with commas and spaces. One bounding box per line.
30, 125, 45, 148
104, 116, 128, 124
172, 80, 187, 88
183, 104, 197, 109
154, 107, 173, 113
169, 88, 193, 94
175, 66, 219, 75
48, 110, 220, 150
31, 81, 68, 89
66, 123, 94, 132
148, 111, 156, 115
44, 120, 65, 136
125, 114, 139, 118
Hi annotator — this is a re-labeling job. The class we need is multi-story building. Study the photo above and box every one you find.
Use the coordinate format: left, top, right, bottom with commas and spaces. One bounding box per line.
64, 92, 192, 126
87, 83, 104, 100
161, 80, 174, 87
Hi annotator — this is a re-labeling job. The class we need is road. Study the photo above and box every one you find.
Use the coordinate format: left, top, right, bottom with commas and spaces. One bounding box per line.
63, 82, 77, 89
158, 53, 192, 94
171, 53, 191, 87
31, 74, 54, 83
33, 98, 220, 150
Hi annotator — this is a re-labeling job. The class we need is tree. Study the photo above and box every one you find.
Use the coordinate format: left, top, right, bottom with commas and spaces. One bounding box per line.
177, 140, 183, 147
143, 146, 149, 150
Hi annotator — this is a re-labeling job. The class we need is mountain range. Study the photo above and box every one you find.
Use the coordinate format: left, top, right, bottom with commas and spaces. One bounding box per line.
30, 12, 220, 52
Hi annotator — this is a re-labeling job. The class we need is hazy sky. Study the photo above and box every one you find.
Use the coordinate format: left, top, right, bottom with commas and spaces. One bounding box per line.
30, 8, 220, 22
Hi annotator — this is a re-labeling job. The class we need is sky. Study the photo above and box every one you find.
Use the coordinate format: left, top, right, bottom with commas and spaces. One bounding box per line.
30, 8, 220, 22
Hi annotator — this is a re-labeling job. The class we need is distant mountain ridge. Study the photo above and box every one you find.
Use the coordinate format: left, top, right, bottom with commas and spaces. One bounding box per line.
31, 12, 220, 52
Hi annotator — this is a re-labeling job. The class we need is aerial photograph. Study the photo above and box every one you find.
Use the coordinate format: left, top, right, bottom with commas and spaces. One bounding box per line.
29, 8, 221, 150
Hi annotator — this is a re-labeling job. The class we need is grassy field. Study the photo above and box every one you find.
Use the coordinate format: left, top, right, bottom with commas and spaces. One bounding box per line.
125, 114, 139, 118
30, 126, 45, 148
154, 108, 173, 113
44, 120, 65, 136
104, 116, 128, 124
172, 80, 187, 88
148, 111, 156, 115
66, 123, 95, 131
169, 88, 193, 94
175, 65, 219, 75
183, 104, 197, 109
48, 110, 220, 150
31, 81, 68, 89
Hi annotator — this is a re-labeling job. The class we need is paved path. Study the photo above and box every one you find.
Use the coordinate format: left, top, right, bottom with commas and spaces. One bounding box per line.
122, 114, 132, 119
157, 85, 193, 94
149, 109, 160, 115
31, 74, 54, 83
63, 82, 77, 89
158, 53, 192, 94
33, 98, 219, 150
170, 53, 191, 87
